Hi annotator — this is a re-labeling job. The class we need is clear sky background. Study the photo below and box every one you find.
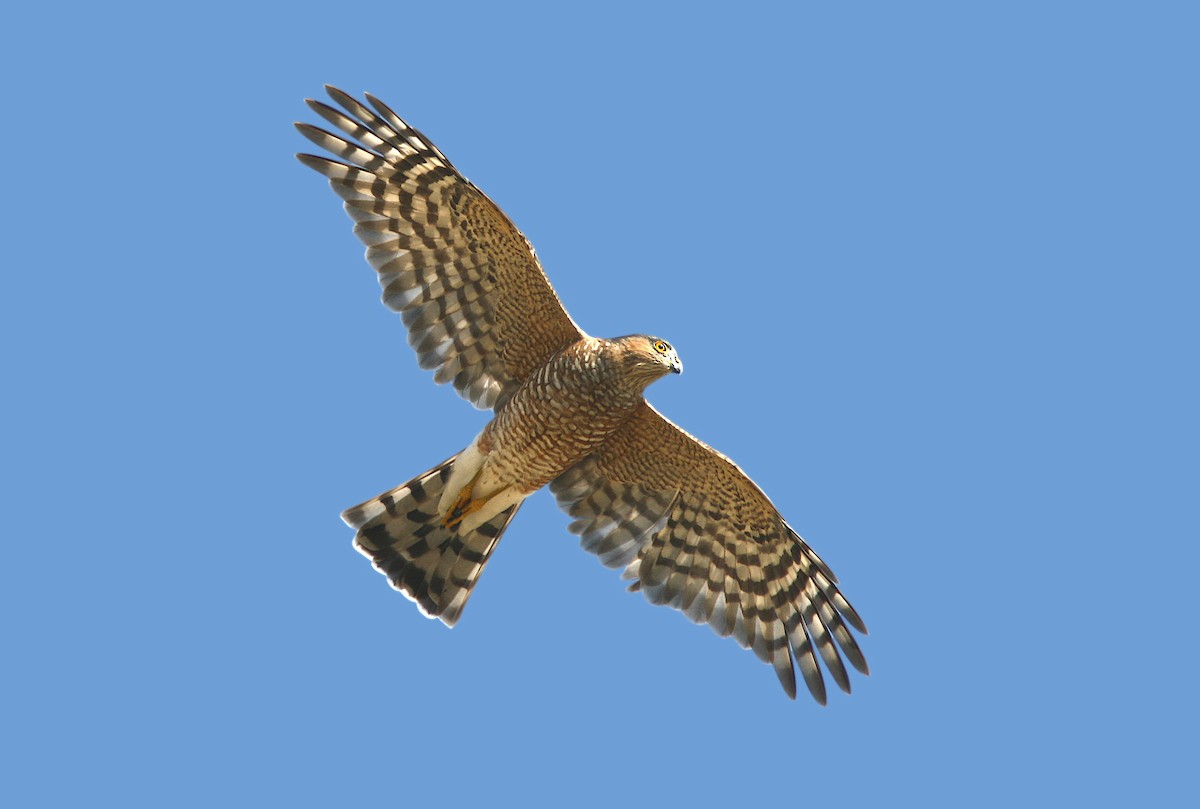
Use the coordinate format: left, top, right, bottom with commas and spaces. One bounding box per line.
4, 2, 1197, 806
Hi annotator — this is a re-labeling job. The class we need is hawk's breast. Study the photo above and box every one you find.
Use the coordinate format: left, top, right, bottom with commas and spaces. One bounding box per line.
479, 338, 643, 492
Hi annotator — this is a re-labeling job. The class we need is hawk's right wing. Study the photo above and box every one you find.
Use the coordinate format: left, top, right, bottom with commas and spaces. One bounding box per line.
296, 86, 585, 411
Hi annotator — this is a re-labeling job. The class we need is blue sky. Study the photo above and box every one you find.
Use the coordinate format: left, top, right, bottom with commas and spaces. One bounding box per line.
4, 2, 1197, 806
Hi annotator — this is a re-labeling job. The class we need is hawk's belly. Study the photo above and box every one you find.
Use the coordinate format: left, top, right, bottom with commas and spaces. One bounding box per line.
435, 342, 642, 533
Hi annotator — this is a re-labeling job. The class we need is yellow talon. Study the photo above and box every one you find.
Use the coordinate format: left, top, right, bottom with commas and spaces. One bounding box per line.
442, 484, 482, 529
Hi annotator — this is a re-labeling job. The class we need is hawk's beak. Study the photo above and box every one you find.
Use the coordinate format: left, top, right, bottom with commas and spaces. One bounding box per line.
670, 355, 683, 374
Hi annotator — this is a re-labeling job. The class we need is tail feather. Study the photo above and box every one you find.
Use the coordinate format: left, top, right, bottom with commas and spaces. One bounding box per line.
342, 454, 521, 626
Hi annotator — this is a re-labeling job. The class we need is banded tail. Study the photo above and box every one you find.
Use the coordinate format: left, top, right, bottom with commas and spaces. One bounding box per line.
342, 453, 522, 626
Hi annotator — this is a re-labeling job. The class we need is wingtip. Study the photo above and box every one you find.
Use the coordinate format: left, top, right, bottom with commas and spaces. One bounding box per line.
324, 85, 356, 103
799, 659, 827, 705
294, 152, 332, 172
776, 647, 798, 700
782, 677, 798, 701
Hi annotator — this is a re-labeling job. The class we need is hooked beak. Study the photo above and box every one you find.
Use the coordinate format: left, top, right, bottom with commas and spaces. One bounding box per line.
670, 353, 683, 374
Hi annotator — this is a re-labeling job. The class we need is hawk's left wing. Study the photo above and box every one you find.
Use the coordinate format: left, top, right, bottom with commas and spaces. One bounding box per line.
550, 403, 868, 702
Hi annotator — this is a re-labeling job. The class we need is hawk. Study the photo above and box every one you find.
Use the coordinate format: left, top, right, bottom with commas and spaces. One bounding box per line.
296, 87, 869, 702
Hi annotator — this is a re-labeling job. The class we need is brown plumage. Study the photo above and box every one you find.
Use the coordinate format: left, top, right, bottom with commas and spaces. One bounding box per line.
297, 87, 868, 702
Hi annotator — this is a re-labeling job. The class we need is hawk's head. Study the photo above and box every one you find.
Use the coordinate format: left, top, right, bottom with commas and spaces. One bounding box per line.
647, 337, 683, 376
611, 334, 683, 389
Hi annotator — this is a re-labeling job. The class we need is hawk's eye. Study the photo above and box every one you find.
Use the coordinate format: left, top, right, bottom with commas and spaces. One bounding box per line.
653, 340, 668, 354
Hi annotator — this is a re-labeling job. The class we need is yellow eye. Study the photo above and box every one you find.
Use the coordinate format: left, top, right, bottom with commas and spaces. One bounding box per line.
653, 340, 668, 354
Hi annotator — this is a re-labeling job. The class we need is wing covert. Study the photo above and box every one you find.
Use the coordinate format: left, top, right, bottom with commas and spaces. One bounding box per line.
296, 86, 584, 410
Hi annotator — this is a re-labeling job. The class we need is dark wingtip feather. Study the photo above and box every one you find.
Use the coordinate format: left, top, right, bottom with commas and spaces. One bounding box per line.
294, 152, 354, 176
775, 648, 798, 700
294, 151, 323, 168
363, 91, 396, 117
841, 603, 868, 635
808, 679, 828, 706
305, 97, 334, 116
841, 640, 870, 676
294, 121, 329, 147
324, 85, 359, 109
827, 649, 852, 695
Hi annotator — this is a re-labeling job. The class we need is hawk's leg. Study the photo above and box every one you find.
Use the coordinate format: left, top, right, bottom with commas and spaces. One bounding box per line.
442, 483, 484, 529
